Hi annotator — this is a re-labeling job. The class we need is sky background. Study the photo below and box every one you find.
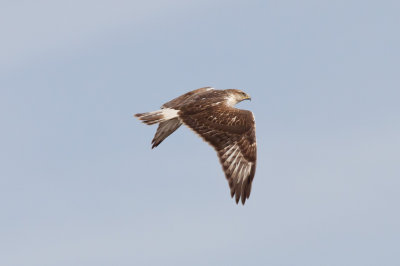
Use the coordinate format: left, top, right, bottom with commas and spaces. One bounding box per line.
1, 0, 399, 265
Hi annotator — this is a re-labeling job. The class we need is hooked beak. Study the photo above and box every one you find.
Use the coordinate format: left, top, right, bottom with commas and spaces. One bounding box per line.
245, 95, 251, 101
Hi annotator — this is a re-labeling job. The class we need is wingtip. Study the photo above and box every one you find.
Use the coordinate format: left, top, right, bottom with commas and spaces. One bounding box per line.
241, 197, 246, 205
151, 139, 159, 149
230, 188, 247, 205
234, 197, 246, 205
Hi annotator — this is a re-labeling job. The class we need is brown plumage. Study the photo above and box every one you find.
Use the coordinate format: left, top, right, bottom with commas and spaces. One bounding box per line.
134, 87, 257, 205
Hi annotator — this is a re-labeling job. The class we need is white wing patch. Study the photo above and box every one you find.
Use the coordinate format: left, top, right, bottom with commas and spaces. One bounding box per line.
220, 143, 253, 185
225, 145, 240, 163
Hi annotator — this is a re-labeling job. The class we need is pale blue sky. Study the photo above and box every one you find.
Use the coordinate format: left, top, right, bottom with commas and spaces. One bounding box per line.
1, 1, 399, 265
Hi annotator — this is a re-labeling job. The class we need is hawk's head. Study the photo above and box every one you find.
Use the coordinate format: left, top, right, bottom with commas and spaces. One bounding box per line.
225, 89, 251, 106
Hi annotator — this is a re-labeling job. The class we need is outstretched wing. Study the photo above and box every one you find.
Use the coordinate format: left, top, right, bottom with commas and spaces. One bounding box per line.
179, 106, 257, 204
150, 87, 214, 148
151, 118, 182, 149
162, 87, 214, 109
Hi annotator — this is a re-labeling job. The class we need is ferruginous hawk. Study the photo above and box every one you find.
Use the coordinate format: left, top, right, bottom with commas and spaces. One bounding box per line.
134, 87, 257, 204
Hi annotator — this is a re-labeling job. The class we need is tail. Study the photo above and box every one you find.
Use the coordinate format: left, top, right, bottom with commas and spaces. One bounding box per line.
134, 108, 179, 125
134, 108, 181, 148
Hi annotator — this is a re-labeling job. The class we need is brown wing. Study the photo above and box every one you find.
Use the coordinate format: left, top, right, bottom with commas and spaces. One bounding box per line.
179, 106, 257, 204
151, 118, 182, 149
162, 87, 214, 109
150, 87, 214, 148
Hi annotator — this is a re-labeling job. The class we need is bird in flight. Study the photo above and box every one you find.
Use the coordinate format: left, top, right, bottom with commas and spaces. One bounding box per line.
134, 87, 257, 204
